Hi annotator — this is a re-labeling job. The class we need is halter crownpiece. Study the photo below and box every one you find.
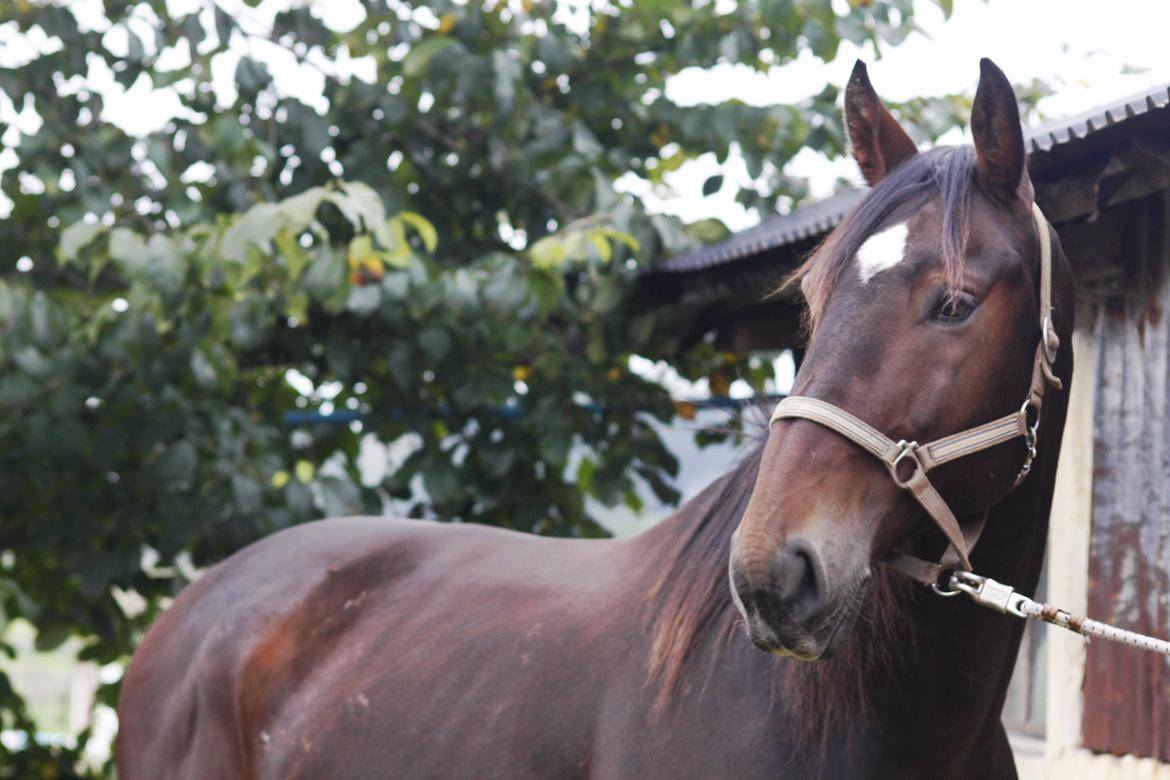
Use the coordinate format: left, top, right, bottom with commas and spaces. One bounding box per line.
769, 202, 1060, 586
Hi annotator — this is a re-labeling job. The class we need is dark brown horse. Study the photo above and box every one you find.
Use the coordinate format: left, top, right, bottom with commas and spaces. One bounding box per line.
117, 59, 1073, 779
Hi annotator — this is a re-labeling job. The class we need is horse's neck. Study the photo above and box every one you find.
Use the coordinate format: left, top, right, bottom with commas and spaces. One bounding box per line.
634, 411, 1063, 770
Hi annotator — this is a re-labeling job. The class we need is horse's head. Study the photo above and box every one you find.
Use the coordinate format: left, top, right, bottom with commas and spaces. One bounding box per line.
729, 59, 1068, 660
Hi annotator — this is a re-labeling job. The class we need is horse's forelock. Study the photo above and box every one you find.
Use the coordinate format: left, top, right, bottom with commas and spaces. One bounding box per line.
786, 146, 978, 328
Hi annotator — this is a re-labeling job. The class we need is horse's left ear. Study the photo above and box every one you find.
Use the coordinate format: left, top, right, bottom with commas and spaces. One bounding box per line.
844, 61, 918, 186
971, 58, 1032, 204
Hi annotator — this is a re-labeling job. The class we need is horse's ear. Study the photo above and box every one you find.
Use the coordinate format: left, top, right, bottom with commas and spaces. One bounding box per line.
971, 58, 1031, 203
844, 60, 918, 186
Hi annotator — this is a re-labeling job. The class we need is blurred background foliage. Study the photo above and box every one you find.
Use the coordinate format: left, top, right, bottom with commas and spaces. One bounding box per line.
0, 0, 974, 775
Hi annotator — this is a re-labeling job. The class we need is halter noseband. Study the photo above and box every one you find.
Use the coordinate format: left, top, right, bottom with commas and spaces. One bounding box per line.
769, 203, 1062, 587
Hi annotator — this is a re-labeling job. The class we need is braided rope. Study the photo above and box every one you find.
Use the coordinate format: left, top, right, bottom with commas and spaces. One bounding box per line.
1016, 597, 1170, 656
944, 572, 1170, 657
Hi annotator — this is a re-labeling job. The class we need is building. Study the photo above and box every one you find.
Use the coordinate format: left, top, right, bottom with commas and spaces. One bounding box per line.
640, 83, 1170, 777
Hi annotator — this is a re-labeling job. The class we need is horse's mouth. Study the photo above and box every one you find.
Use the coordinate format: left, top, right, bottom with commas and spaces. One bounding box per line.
743, 576, 870, 661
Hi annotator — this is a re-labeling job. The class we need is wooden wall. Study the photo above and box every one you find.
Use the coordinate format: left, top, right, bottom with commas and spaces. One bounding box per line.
1082, 191, 1170, 760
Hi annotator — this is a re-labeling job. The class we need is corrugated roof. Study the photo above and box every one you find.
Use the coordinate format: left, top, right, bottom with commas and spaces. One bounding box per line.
649, 82, 1170, 275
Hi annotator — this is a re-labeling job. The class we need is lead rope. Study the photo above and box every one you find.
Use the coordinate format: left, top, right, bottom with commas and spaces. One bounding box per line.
940, 571, 1170, 657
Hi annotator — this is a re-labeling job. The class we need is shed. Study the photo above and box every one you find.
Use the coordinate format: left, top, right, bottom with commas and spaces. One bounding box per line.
640, 83, 1170, 776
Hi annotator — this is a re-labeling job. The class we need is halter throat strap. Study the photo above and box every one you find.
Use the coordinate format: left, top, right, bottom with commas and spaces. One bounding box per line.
769, 203, 1060, 585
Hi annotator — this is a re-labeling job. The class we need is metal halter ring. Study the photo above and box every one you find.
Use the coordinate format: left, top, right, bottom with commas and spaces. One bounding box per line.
1014, 401, 1041, 486
889, 440, 924, 488
932, 570, 980, 599
931, 576, 964, 598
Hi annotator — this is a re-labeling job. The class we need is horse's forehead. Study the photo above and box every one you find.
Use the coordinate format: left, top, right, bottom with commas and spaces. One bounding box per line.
854, 204, 941, 284
856, 223, 909, 283
852, 197, 1024, 286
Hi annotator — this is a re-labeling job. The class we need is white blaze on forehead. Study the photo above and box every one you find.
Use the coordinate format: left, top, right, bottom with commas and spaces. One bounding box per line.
855, 222, 909, 284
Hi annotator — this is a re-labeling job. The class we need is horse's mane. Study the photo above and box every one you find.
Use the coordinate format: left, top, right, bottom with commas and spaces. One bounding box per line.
644, 439, 764, 706
790, 145, 978, 327
643, 432, 916, 753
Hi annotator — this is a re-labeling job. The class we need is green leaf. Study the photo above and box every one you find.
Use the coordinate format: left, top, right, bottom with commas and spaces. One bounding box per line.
214, 6, 233, 46
127, 30, 145, 62
702, 174, 724, 196
0, 279, 12, 324
34, 623, 70, 652
418, 326, 451, 360
530, 236, 566, 269
13, 347, 50, 378
59, 221, 105, 262
527, 268, 563, 313
403, 36, 456, 78
275, 227, 310, 279
346, 284, 381, 315
398, 211, 438, 253
303, 251, 347, 304
109, 227, 148, 275
492, 50, 521, 109
190, 348, 218, 389
572, 121, 603, 157
318, 475, 360, 516
597, 228, 640, 252
348, 235, 375, 266
588, 231, 612, 262
423, 460, 459, 503
331, 181, 385, 233
157, 440, 197, 484
279, 186, 329, 229
146, 234, 184, 293
232, 474, 263, 515
381, 218, 411, 267
221, 203, 283, 262
235, 56, 272, 93
563, 231, 588, 261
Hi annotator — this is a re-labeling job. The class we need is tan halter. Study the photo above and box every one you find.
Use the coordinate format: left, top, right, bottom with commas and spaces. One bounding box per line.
770, 203, 1062, 587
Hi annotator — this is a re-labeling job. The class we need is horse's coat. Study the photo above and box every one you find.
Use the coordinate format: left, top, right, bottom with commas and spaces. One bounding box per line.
117, 59, 1075, 780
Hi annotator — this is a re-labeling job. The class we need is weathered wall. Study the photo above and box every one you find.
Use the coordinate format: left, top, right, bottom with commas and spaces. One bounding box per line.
1083, 192, 1170, 760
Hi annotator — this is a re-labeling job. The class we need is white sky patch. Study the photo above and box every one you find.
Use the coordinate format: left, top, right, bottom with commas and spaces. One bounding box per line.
856, 223, 909, 283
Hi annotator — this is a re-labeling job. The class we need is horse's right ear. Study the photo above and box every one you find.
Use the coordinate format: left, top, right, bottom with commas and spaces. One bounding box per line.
844, 60, 918, 186
971, 58, 1030, 204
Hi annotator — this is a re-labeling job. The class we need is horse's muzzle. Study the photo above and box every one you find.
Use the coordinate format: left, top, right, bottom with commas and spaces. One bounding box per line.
729, 534, 868, 660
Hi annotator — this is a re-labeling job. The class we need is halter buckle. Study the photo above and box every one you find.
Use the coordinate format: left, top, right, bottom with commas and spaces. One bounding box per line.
1014, 400, 1041, 486
889, 440, 924, 488
1041, 316, 1059, 364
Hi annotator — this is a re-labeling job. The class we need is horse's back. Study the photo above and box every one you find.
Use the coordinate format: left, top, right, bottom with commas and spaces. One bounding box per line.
116, 516, 639, 779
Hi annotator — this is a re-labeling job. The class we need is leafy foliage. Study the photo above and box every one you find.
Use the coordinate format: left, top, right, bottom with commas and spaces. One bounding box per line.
0, 0, 959, 774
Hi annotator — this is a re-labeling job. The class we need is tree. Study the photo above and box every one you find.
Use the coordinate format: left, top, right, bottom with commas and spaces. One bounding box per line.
0, 1, 960, 774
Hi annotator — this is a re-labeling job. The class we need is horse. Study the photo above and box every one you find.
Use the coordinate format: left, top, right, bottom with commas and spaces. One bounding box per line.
116, 58, 1074, 779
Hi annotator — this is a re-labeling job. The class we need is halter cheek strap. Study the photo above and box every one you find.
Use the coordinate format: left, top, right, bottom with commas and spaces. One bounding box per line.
769, 203, 1061, 586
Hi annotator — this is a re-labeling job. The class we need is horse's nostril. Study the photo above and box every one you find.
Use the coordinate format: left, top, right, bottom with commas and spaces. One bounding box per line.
776, 540, 825, 617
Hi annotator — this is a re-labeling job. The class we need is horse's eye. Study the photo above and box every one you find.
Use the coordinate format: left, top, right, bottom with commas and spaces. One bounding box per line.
930, 291, 978, 323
